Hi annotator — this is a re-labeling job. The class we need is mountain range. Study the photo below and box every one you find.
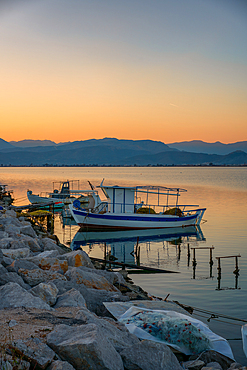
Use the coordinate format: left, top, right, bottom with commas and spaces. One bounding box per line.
0, 138, 246, 166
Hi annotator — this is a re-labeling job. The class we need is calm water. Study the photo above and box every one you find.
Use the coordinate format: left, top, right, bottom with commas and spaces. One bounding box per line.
1, 167, 247, 363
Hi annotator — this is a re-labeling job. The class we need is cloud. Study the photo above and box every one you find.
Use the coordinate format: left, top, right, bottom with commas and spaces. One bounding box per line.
170, 103, 178, 107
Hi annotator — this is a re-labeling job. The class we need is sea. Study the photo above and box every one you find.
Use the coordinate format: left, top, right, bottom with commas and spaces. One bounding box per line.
1, 166, 247, 364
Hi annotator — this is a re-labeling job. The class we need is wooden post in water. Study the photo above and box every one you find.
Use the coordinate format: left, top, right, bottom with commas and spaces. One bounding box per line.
187, 243, 190, 267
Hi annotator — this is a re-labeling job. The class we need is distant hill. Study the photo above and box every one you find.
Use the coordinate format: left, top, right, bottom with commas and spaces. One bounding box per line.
10, 139, 57, 147
168, 140, 247, 155
0, 137, 246, 165
0, 138, 15, 150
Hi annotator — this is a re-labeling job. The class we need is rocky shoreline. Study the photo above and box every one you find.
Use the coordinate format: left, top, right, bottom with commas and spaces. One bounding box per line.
0, 209, 245, 370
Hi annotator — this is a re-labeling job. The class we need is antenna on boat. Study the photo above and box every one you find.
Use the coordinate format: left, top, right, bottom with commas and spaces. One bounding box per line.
100, 178, 105, 187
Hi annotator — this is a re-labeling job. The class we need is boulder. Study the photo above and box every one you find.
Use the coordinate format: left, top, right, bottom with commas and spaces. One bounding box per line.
0, 272, 31, 290
7, 259, 38, 273
201, 363, 223, 370
20, 225, 37, 238
42, 237, 67, 255
0, 282, 52, 310
21, 235, 42, 252
30, 282, 59, 306
192, 350, 234, 370
75, 308, 140, 352
2, 248, 30, 259
9, 337, 55, 369
4, 224, 21, 237
9, 239, 27, 249
77, 265, 125, 285
65, 267, 119, 292
28, 256, 68, 274
4, 210, 17, 218
1, 255, 14, 267
54, 288, 86, 309
62, 250, 94, 268
0, 237, 14, 249
18, 268, 66, 287
0, 230, 8, 239
183, 360, 205, 369
120, 339, 183, 370
47, 361, 76, 370
47, 323, 124, 370
33, 250, 59, 258
0, 263, 8, 275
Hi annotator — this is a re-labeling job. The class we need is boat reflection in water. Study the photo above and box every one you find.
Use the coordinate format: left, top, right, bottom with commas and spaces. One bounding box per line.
71, 226, 206, 268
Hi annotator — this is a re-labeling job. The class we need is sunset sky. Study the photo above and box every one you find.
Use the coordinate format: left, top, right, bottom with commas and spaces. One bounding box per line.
0, 0, 246, 144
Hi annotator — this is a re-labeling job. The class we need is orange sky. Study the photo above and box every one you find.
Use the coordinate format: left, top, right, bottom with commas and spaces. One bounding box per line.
1, 0, 247, 144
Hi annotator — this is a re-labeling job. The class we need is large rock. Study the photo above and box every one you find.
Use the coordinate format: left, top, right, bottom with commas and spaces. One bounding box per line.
20, 225, 37, 238
47, 323, 124, 370
0, 237, 14, 249
0, 282, 52, 310
0, 263, 8, 275
4, 224, 21, 237
120, 339, 183, 370
65, 267, 119, 292
28, 256, 68, 274
18, 268, 66, 287
10, 337, 55, 369
54, 288, 86, 309
7, 259, 38, 273
2, 248, 30, 259
30, 282, 59, 306
0, 230, 8, 239
192, 351, 234, 370
0, 271, 31, 290
21, 235, 42, 252
77, 266, 126, 285
42, 237, 67, 255
9, 239, 27, 249
47, 361, 76, 370
33, 250, 59, 258
63, 250, 94, 268
75, 308, 140, 352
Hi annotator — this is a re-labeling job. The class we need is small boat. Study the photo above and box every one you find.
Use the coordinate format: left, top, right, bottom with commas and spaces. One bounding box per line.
27, 180, 101, 208
0, 184, 14, 206
69, 180, 206, 230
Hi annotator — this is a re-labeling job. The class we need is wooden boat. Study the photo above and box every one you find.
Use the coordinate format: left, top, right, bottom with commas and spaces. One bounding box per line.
27, 180, 101, 208
69, 180, 206, 230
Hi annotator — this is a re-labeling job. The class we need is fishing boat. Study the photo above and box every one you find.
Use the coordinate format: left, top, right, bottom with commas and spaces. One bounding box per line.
27, 180, 101, 208
0, 184, 14, 206
69, 180, 206, 230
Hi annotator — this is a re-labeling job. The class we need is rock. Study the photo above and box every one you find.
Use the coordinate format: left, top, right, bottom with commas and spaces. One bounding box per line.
227, 364, 244, 370
21, 235, 42, 252
4, 210, 17, 218
1, 255, 14, 267
183, 360, 205, 370
9, 337, 55, 369
65, 267, 120, 292
0, 230, 8, 239
0, 272, 31, 290
2, 248, 30, 259
47, 323, 124, 370
120, 339, 183, 370
77, 266, 125, 285
54, 288, 86, 309
18, 268, 66, 287
34, 250, 59, 258
0, 248, 3, 264
193, 350, 234, 370
4, 224, 21, 237
20, 225, 37, 238
8, 319, 17, 328
7, 259, 38, 273
9, 239, 27, 250
0, 282, 52, 310
30, 282, 59, 306
47, 360, 76, 370
75, 307, 140, 352
0, 237, 14, 249
42, 238, 67, 255
0, 263, 8, 275
28, 256, 68, 274
63, 250, 94, 268
202, 363, 223, 370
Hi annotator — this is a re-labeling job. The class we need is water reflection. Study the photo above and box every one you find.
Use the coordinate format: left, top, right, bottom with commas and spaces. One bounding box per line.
71, 226, 206, 268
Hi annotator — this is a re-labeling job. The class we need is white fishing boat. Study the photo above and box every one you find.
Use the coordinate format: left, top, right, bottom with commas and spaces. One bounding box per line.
27, 180, 101, 208
69, 180, 206, 230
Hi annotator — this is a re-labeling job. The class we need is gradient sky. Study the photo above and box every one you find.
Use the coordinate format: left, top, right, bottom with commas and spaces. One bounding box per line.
0, 0, 247, 144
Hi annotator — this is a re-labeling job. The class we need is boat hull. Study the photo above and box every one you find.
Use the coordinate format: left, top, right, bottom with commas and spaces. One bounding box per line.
27, 192, 64, 207
69, 206, 206, 230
